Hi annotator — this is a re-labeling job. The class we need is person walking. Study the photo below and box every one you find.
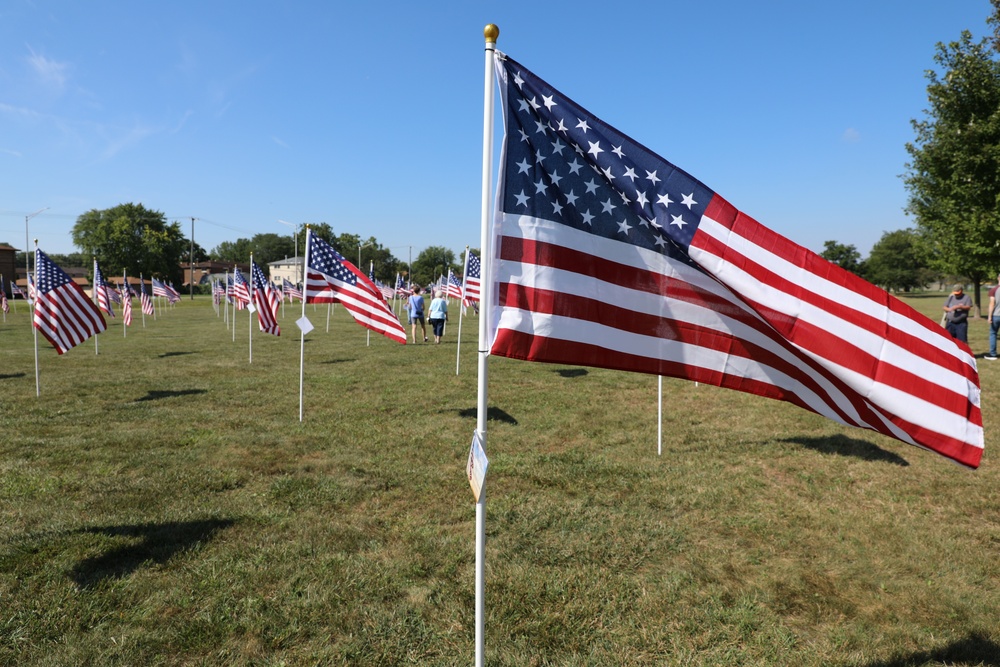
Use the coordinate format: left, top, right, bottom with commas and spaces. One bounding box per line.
407, 285, 427, 343
943, 283, 973, 344
428, 289, 449, 344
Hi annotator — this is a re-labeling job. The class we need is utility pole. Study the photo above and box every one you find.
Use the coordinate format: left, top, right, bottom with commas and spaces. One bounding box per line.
190, 217, 196, 300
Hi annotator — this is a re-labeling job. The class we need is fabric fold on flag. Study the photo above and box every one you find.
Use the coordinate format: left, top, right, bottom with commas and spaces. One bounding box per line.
305, 231, 406, 344
490, 51, 983, 468
34, 248, 107, 353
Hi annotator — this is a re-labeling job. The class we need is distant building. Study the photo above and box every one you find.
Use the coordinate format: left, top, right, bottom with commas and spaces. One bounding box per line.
181, 260, 249, 287
269, 256, 304, 286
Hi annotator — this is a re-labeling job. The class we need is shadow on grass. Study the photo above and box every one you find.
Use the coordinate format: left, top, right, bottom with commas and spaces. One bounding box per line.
70, 518, 236, 589
320, 358, 355, 364
859, 632, 1000, 667
458, 406, 518, 425
0, 372, 26, 380
554, 368, 588, 378
158, 351, 196, 358
780, 434, 909, 466
135, 389, 208, 402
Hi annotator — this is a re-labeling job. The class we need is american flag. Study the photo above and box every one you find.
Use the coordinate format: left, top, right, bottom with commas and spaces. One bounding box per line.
151, 278, 168, 298
33, 248, 107, 354
213, 279, 225, 305
11, 281, 26, 302
282, 277, 303, 301
165, 282, 181, 303
93, 260, 116, 319
1, 278, 8, 314
27, 272, 36, 303
490, 52, 983, 468
140, 278, 154, 316
395, 274, 411, 298
305, 230, 406, 344
120, 280, 132, 327
251, 260, 281, 336
231, 268, 251, 307
447, 269, 463, 300
463, 251, 481, 306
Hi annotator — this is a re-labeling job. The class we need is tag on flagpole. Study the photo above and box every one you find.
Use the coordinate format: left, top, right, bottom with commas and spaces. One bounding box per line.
296, 316, 314, 334
467, 430, 488, 502
247, 303, 257, 313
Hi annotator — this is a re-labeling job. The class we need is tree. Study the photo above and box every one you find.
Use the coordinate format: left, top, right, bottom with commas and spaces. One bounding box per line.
210, 238, 253, 264
820, 240, 863, 275
864, 229, 932, 292
903, 28, 1000, 314
72, 203, 187, 283
411, 246, 456, 286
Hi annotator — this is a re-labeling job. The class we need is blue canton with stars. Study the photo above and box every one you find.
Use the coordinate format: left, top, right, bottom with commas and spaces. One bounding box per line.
497, 53, 716, 260
309, 234, 359, 285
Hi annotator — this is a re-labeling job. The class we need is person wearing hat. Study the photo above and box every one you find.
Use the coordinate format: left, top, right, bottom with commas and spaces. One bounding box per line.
943, 283, 973, 343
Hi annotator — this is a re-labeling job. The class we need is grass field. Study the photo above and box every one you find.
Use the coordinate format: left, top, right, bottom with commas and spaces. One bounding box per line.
0, 294, 997, 666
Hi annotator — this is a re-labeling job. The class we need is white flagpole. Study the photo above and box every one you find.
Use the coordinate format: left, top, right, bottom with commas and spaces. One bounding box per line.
456, 246, 469, 375
249, 254, 254, 364
122, 270, 127, 338
658, 376, 663, 456
232, 267, 237, 344
93, 258, 99, 355
32, 244, 40, 397
224, 271, 230, 330
298, 227, 312, 422
475, 23, 498, 667
326, 301, 331, 333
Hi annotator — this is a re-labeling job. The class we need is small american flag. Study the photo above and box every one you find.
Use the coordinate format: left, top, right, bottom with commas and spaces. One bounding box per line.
232, 268, 251, 307
34, 248, 107, 354
395, 274, 411, 298
120, 280, 132, 327
151, 278, 168, 298
305, 230, 406, 344
11, 281, 26, 301
251, 260, 280, 336
93, 260, 116, 319
447, 270, 463, 300
282, 277, 303, 301
140, 279, 154, 316
491, 51, 983, 468
463, 252, 481, 306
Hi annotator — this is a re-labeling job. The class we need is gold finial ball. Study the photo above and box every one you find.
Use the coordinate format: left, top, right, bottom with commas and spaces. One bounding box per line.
484, 24, 499, 42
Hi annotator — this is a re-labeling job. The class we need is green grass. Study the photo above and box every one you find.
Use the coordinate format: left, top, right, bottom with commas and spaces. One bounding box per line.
0, 294, 997, 666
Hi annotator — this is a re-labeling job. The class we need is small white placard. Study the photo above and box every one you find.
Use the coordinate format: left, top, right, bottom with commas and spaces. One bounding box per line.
247, 303, 257, 313
467, 430, 489, 502
296, 316, 314, 334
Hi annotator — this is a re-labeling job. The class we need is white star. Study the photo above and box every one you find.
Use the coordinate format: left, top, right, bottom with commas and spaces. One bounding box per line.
623, 167, 638, 182
617, 220, 632, 235
602, 165, 614, 181
514, 72, 524, 88
656, 192, 674, 207
542, 94, 557, 110
601, 198, 617, 214
516, 158, 532, 174
528, 96, 540, 110
534, 149, 547, 164
587, 141, 603, 158
567, 159, 583, 175
518, 128, 529, 143
564, 190, 578, 206
618, 189, 631, 204
552, 199, 564, 215
612, 145, 626, 158
681, 193, 697, 209
670, 214, 687, 228
585, 179, 599, 194
653, 235, 667, 247
551, 138, 566, 154
555, 118, 568, 133
517, 98, 532, 113
645, 170, 661, 184
576, 118, 590, 133
549, 170, 562, 186
635, 190, 649, 207
534, 178, 548, 194
515, 190, 530, 207
581, 210, 595, 225
534, 119, 548, 135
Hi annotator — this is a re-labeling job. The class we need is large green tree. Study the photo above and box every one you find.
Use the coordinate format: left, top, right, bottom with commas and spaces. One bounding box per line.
864, 229, 933, 293
820, 240, 864, 275
71, 203, 187, 283
411, 246, 456, 287
903, 29, 1000, 313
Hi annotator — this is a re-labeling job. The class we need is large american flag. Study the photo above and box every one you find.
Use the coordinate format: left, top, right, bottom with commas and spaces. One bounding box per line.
93, 260, 116, 319
33, 248, 107, 354
463, 251, 481, 306
305, 230, 406, 344
251, 260, 281, 336
490, 52, 983, 468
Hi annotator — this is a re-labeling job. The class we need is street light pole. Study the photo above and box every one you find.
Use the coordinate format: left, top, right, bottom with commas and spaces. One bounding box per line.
190, 217, 196, 300
25, 207, 49, 297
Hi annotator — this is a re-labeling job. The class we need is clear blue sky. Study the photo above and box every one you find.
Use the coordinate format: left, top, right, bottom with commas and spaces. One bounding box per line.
0, 1, 994, 263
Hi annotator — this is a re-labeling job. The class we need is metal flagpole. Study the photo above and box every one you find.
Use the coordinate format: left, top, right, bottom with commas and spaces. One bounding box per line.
224, 271, 230, 330
93, 258, 99, 356
475, 23, 498, 667
249, 254, 254, 364
367, 261, 373, 347
123, 270, 128, 338
658, 376, 663, 456
298, 227, 312, 422
456, 246, 469, 375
